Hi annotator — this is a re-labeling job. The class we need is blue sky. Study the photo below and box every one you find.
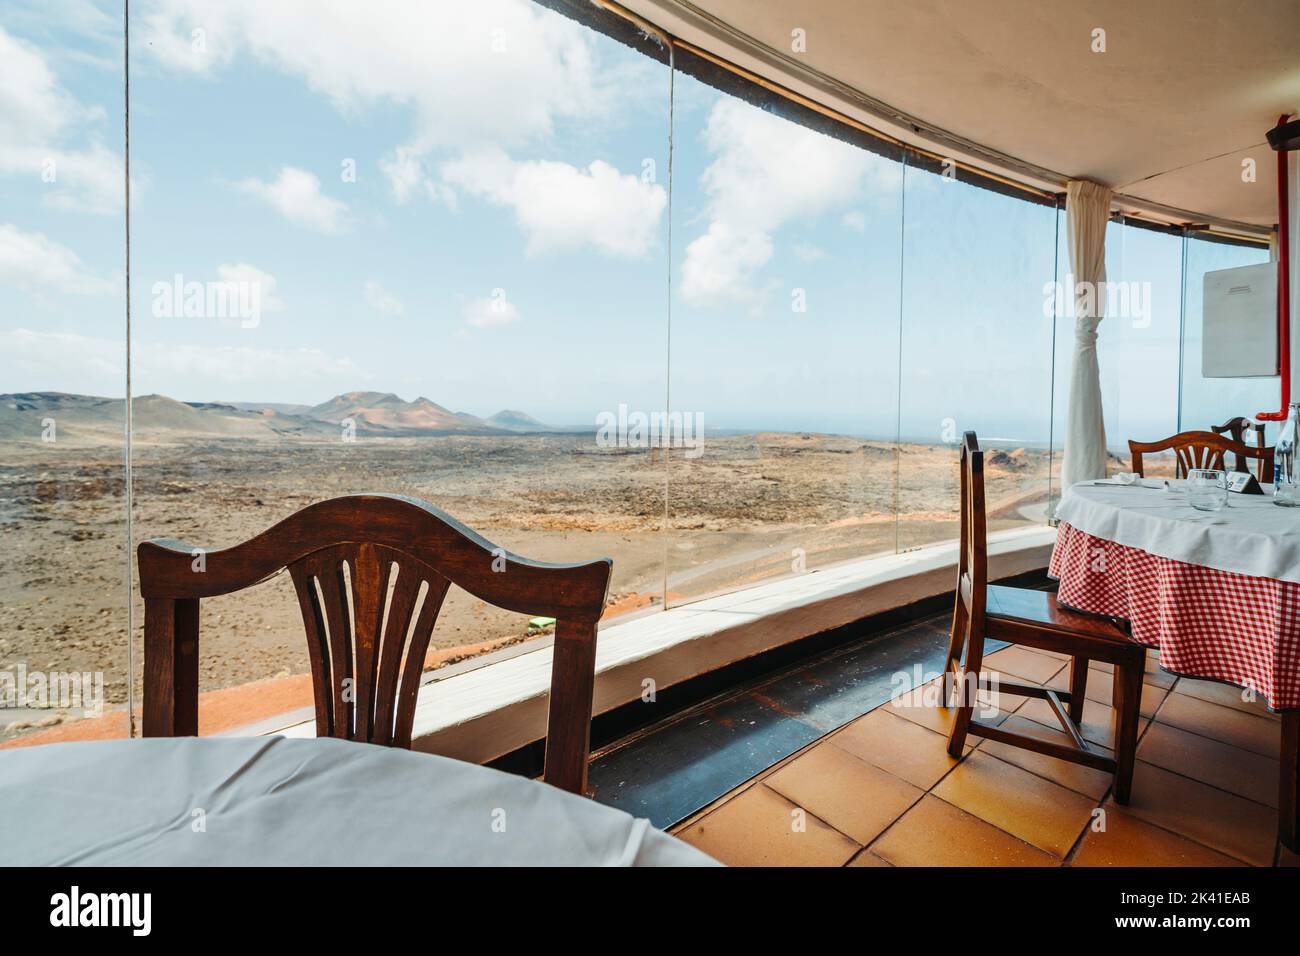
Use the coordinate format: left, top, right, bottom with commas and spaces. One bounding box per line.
0, 0, 1272, 445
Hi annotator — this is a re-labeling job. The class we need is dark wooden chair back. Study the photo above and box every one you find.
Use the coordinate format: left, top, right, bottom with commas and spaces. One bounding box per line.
1211, 416, 1271, 481
1129, 429, 1273, 482
956, 432, 987, 639
1212, 415, 1266, 449
138, 494, 612, 794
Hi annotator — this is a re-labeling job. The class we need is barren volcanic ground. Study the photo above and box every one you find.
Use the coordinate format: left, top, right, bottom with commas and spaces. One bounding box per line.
0, 432, 1051, 737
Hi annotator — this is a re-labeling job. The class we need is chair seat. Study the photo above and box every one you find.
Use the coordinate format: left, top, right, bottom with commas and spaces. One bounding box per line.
986, 585, 1130, 642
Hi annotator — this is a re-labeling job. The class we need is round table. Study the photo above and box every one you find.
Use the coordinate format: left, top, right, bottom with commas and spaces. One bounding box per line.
0, 736, 719, 866
1052, 478, 1300, 708
1051, 477, 1300, 850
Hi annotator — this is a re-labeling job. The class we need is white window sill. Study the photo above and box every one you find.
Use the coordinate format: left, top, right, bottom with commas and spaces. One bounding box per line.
269, 526, 1055, 763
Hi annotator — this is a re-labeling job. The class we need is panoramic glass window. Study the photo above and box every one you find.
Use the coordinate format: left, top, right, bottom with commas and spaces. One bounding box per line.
120, 0, 671, 725
0, 8, 127, 743
896, 163, 1058, 551
5, 0, 1275, 749
665, 73, 904, 604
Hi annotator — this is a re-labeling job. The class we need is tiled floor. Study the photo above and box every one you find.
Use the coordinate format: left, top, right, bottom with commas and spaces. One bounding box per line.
673, 642, 1298, 867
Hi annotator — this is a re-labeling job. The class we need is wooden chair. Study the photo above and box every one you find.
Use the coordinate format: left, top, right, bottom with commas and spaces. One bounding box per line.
943, 433, 1146, 803
138, 494, 612, 795
1128, 429, 1273, 483
1212, 416, 1272, 482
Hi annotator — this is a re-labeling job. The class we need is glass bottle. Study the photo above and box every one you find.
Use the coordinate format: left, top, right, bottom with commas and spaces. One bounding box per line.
1274, 402, 1300, 506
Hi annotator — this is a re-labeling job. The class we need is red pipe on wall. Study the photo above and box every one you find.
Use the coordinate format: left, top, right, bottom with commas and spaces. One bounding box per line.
1258, 113, 1292, 422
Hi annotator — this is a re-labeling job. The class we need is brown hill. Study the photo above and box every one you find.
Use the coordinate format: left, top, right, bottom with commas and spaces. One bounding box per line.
306, 391, 504, 434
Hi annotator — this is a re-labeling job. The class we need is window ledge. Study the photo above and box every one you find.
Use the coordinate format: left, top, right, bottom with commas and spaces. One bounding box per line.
272, 526, 1054, 762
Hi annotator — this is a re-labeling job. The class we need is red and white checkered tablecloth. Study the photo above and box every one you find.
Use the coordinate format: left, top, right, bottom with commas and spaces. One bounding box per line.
1050, 521, 1300, 710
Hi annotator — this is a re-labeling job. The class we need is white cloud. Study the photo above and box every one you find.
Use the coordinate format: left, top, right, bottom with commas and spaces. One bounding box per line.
378, 147, 456, 208
235, 166, 347, 234
442, 149, 666, 259
0, 25, 124, 215
378, 148, 425, 204
792, 242, 827, 262
140, 0, 608, 151
0, 328, 123, 390
139, 1, 655, 258
680, 222, 773, 307
364, 279, 404, 316
842, 211, 867, 232
463, 296, 520, 328
0, 222, 116, 296
680, 99, 900, 308
0, 327, 361, 396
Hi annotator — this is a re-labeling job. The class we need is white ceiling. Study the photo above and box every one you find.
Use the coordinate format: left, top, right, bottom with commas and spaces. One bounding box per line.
617, 0, 1300, 232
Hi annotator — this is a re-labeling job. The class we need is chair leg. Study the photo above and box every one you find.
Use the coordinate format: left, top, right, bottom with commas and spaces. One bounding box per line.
947, 620, 984, 759
1112, 654, 1143, 805
942, 596, 969, 705
1068, 656, 1089, 725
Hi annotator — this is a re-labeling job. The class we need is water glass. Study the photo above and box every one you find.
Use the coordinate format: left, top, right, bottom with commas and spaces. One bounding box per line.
1187, 468, 1228, 512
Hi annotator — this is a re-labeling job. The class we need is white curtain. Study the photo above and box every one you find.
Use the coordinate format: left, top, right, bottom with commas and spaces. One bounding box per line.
1061, 180, 1113, 487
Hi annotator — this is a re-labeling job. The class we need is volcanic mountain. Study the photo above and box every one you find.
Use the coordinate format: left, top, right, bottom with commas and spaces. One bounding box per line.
0, 391, 550, 443
304, 391, 490, 433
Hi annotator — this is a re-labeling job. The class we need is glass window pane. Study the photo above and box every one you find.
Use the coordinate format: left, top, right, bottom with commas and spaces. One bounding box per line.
127, 0, 669, 729
666, 74, 903, 604
1, 11, 126, 743
897, 165, 1057, 551
1097, 223, 1184, 475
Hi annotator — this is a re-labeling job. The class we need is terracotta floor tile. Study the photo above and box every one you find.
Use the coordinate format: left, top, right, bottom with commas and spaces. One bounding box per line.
882, 682, 1005, 737
676, 782, 860, 867
1112, 761, 1278, 866
1171, 677, 1280, 721
982, 645, 1066, 684
1017, 695, 1148, 751
1090, 653, 1176, 689
1070, 807, 1245, 867
977, 715, 1116, 800
765, 740, 923, 845
846, 850, 892, 867
932, 750, 1098, 857
870, 795, 1058, 867
1138, 720, 1278, 807
832, 707, 964, 790
1154, 693, 1280, 758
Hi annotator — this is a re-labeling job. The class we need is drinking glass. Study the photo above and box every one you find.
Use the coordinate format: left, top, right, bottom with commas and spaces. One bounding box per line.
1187, 468, 1228, 512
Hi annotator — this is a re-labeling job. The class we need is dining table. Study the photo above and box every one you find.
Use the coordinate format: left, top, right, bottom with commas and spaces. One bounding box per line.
1050, 477, 1300, 851
0, 736, 719, 866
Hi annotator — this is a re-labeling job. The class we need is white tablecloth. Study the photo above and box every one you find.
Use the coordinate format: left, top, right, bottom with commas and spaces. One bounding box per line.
0, 737, 718, 866
1055, 480, 1300, 584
